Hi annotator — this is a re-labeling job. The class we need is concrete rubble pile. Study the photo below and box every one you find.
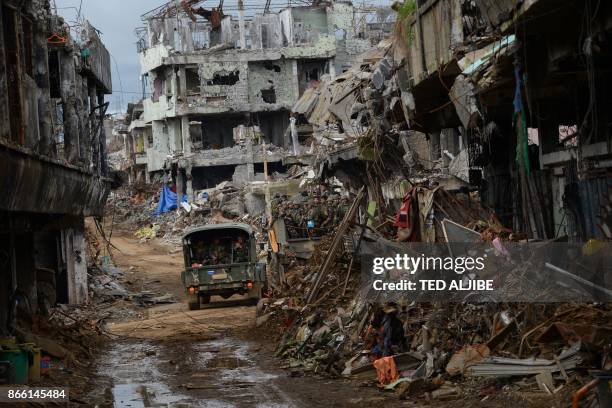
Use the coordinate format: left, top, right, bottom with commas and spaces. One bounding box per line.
252, 3, 612, 405
106, 179, 270, 247
259, 195, 611, 403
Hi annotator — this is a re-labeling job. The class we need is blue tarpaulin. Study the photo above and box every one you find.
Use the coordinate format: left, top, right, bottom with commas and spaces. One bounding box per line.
154, 185, 187, 215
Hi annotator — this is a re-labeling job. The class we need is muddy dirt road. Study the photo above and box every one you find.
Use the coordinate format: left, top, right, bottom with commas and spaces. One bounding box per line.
89, 232, 397, 408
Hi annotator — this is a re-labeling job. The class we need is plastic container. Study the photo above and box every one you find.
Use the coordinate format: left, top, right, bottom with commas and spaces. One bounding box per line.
22, 344, 41, 382
40, 356, 52, 375
0, 350, 28, 384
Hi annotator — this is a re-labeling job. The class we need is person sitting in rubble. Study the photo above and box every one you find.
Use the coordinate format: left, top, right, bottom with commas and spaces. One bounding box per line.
364, 306, 386, 360
232, 235, 249, 263
381, 302, 407, 356
364, 303, 407, 359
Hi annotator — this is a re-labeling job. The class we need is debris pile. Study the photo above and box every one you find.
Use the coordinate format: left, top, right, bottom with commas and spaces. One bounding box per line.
255, 39, 612, 404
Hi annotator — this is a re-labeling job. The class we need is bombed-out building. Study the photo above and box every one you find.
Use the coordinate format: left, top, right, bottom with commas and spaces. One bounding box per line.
137, 0, 393, 197
394, 0, 612, 242
0, 0, 111, 332
121, 101, 150, 184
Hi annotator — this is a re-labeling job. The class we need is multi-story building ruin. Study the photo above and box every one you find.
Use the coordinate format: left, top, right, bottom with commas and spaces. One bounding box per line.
0, 0, 111, 331
136, 1, 393, 197
120, 101, 150, 184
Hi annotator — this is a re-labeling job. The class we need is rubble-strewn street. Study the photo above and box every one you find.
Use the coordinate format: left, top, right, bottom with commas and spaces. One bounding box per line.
1, 0, 611, 407
83, 230, 401, 407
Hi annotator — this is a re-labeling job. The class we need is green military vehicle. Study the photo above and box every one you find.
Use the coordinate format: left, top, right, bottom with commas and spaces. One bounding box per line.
180, 223, 267, 310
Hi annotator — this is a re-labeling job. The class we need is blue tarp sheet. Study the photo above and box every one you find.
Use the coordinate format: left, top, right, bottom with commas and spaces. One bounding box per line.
154, 185, 187, 215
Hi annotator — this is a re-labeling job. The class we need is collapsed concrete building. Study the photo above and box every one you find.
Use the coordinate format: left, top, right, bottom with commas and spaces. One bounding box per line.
0, 0, 111, 332
391, 0, 612, 242
136, 0, 394, 197
121, 101, 150, 184
286, 0, 612, 245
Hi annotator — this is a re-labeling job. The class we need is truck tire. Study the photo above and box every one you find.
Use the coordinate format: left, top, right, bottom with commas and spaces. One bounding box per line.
200, 294, 211, 304
187, 293, 200, 310
248, 282, 264, 303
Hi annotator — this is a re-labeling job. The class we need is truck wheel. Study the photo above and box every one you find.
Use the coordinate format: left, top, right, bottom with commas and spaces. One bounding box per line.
248, 282, 263, 303
200, 294, 211, 304
187, 293, 200, 310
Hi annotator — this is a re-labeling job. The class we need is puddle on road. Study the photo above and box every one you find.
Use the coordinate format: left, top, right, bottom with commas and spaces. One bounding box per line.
91, 337, 295, 408
96, 340, 194, 407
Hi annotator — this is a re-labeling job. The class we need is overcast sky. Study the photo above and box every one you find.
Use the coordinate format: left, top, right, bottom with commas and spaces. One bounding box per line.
53, 0, 391, 114
54, 0, 161, 113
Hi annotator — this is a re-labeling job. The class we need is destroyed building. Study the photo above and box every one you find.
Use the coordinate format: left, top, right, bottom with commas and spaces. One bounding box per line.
289, 0, 612, 244
392, 0, 612, 242
136, 0, 394, 197
0, 0, 111, 331
122, 101, 150, 184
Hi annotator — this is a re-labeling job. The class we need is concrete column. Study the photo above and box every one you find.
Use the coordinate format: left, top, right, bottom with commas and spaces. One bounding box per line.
61, 52, 80, 163
178, 66, 187, 99
176, 166, 185, 205
34, 24, 53, 156
243, 125, 255, 181
329, 59, 336, 80
64, 223, 88, 305
238, 0, 247, 49
97, 92, 108, 176
429, 130, 441, 162
185, 162, 193, 203
181, 116, 191, 155
291, 60, 300, 100
440, 129, 450, 168
170, 68, 178, 106
89, 85, 99, 174
290, 116, 300, 155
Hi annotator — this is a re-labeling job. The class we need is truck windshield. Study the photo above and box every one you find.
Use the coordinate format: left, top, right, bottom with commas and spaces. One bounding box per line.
188, 232, 249, 266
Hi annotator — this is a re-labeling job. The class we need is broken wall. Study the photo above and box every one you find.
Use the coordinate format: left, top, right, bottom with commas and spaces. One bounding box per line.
248, 59, 297, 108
327, 2, 355, 37
199, 61, 249, 110
297, 59, 327, 94
199, 115, 245, 148
291, 7, 328, 45
251, 13, 284, 49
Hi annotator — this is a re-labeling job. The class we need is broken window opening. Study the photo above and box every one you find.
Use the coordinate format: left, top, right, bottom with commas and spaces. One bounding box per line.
48, 49, 61, 98
146, 128, 153, 147
152, 75, 163, 102
185, 68, 201, 95
306, 68, 319, 82
261, 88, 276, 104
263, 61, 281, 73
208, 70, 240, 86
191, 22, 210, 50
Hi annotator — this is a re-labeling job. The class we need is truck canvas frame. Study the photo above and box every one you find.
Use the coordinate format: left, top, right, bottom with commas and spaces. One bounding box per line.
180, 223, 267, 310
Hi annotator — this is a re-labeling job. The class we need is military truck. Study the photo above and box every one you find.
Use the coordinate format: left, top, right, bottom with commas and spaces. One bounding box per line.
180, 223, 266, 310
